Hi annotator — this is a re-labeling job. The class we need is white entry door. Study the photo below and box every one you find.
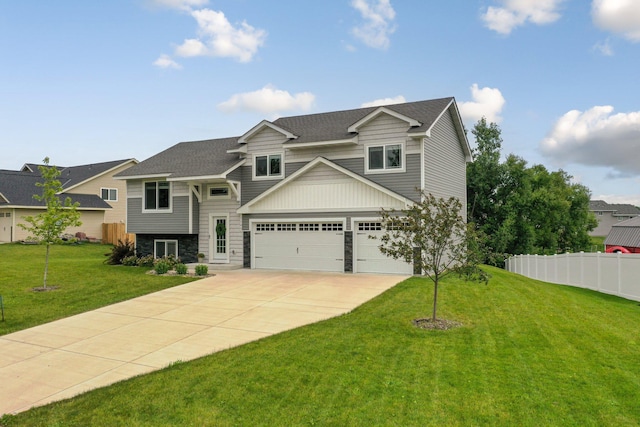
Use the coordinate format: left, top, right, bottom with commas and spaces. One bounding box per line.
211, 215, 228, 262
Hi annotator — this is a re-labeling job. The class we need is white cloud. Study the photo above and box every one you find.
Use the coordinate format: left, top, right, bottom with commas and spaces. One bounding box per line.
592, 38, 614, 56
173, 8, 266, 63
152, 54, 182, 69
540, 106, 640, 176
482, 0, 565, 35
458, 84, 506, 124
592, 0, 640, 42
148, 0, 208, 11
361, 96, 406, 107
351, 0, 396, 49
217, 85, 315, 114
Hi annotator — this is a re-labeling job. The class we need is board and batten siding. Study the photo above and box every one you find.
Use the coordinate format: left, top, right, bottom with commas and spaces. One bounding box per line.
198, 194, 242, 264
423, 109, 467, 220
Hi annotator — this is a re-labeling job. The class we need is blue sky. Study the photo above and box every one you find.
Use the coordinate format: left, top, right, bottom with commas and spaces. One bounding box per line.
1, 0, 639, 205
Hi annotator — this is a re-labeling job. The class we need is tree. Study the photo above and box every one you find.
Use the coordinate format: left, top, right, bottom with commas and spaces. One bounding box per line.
376, 192, 468, 322
19, 158, 82, 289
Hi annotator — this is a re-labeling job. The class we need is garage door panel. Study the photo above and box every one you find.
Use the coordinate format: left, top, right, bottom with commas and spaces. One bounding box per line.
355, 225, 413, 275
253, 222, 344, 272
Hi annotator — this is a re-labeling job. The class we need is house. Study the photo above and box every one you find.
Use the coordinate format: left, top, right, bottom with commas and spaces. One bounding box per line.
604, 216, 640, 253
115, 98, 471, 274
589, 200, 640, 236
0, 159, 137, 243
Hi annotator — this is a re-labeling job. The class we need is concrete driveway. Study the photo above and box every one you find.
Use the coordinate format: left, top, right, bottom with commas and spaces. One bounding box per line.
0, 269, 405, 416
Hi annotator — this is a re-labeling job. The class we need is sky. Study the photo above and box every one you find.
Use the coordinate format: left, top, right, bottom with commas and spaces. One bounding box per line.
1, 0, 639, 205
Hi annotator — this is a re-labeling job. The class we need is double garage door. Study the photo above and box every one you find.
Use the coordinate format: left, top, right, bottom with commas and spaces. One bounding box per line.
252, 221, 412, 274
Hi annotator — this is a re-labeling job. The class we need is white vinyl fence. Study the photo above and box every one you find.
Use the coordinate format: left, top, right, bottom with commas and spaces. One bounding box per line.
506, 252, 640, 302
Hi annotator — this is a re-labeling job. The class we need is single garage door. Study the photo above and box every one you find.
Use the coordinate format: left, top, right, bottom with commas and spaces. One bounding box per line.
355, 222, 413, 274
253, 222, 344, 272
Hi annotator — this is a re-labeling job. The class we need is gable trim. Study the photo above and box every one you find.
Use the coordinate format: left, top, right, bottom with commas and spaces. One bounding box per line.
348, 107, 421, 133
238, 120, 298, 144
238, 157, 412, 214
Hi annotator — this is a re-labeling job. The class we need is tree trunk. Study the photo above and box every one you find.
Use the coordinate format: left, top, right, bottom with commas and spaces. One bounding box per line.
432, 279, 438, 321
43, 243, 50, 289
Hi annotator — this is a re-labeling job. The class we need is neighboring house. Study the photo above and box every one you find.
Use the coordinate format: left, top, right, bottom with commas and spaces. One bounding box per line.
589, 200, 640, 236
604, 217, 640, 253
0, 159, 137, 242
115, 98, 471, 274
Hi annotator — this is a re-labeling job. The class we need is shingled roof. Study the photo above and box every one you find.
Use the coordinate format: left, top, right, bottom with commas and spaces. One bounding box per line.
590, 200, 640, 216
116, 97, 467, 180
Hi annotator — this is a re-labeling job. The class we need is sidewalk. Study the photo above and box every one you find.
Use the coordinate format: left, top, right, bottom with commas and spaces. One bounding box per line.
0, 269, 404, 415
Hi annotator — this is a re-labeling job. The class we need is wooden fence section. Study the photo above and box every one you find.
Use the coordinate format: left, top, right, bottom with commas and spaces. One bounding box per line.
102, 223, 135, 245
506, 252, 640, 302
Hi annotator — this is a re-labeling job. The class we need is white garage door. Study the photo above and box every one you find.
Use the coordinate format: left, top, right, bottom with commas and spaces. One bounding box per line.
355, 222, 413, 274
253, 222, 344, 272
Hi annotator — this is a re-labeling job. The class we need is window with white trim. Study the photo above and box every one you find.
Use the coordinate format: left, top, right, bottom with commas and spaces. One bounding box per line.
366, 143, 404, 173
154, 240, 178, 258
254, 153, 282, 179
208, 186, 230, 199
101, 188, 118, 201
144, 181, 171, 211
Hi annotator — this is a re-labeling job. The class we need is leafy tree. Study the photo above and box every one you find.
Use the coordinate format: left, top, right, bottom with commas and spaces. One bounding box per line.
376, 192, 469, 322
19, 158, 82, 289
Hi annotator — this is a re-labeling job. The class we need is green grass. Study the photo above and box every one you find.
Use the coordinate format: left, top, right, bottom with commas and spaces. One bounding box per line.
3, 267, 640, 426
0, 243, 196, 335
589, 235, 606, 252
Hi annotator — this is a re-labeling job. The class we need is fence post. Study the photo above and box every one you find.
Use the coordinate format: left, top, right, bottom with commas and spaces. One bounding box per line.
1, 295, 4, 322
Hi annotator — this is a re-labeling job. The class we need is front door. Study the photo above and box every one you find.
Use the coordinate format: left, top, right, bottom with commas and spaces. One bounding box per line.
211, 215, 228, 262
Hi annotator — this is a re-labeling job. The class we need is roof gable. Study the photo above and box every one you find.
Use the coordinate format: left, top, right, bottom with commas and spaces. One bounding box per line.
347, 107, 421, 132
238, 120, 298, 144
238, 157, 412, 214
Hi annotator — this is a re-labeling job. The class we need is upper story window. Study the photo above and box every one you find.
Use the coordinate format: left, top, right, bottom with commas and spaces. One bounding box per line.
101, 188, 118, 201
254, 153, 283, 180
144, 181, 171, 211
208, 186, 230, 199
366, 143, 404, 174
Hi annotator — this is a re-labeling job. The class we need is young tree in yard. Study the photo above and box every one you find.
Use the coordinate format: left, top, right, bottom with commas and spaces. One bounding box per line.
19, 158, 82, 289
376, 192, 469, 323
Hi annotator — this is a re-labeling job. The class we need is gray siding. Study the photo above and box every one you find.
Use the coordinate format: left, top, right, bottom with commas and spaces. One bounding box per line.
127, 196, 190, 234
424, 109, 467, 220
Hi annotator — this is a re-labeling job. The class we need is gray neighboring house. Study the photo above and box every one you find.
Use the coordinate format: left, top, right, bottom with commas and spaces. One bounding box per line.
589, 200, 640, 237
0, 159, 137, 242
115, 98, 471, 274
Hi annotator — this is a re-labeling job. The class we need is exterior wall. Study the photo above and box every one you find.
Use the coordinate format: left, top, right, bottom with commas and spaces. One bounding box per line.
424, 108, 467, 221
198, 188, 243, 264
242, 211, 382, 231
590, 212, 638, 236
135, 234, 199, 263
126, 180, 191, 234
12, 208, 105, 241
64, 161, 135, 224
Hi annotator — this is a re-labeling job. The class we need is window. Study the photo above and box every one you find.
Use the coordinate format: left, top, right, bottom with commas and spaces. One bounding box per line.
366, 143, 403, 173
155, 240, 178, 258
208, 186, 229, 199
254, 153, 282, 179
101, 188, 117, 201
144, 181, 170, 211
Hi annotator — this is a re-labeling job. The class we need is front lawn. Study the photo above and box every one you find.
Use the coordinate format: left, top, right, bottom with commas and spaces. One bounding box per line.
0, 243, 196, 335
3, 267, 640, 426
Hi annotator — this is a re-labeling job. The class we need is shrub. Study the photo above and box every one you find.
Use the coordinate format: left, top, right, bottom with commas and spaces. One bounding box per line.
154, 261, 171, 275
105, 239, 135, 265
195, 264, 208, 276
121, 255, 139, 266
175, 263, 188, 275
157, 254, 181, 269
137, 255, 155, 268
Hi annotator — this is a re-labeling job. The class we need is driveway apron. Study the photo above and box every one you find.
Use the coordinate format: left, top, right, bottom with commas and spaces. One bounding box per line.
0, 269, 405, 416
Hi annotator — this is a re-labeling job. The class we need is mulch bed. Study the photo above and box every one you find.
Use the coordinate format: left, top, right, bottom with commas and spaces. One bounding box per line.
413, 318, 462, 330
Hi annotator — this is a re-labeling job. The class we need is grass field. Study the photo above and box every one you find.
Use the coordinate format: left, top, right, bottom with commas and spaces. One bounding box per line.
0, 243, 196, 335
2, 264, 640, 426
